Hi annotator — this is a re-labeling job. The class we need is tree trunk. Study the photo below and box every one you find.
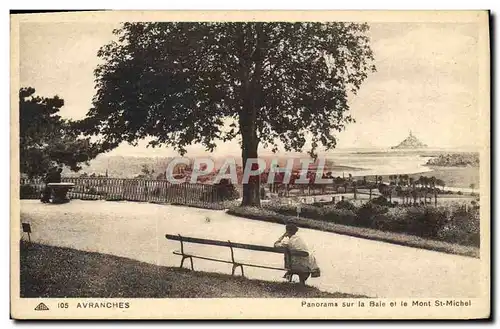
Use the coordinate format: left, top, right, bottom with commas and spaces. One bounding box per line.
238, 23, 265, 207
240, 133, 260, 206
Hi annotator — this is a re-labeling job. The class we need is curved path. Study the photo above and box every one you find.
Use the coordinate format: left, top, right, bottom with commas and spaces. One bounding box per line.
19, 200, 481, 298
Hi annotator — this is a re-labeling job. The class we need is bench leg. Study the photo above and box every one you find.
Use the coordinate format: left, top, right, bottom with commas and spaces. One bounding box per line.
180, 256, 194, 271
231, 264, 236, 275
189, 257, 194, 270
231, 264, 244, 277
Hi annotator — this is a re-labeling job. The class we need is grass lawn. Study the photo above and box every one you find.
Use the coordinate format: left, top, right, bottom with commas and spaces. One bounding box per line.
20, 241, 361, 298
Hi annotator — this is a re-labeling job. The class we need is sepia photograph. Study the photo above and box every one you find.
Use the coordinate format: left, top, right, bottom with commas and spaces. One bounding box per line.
10, 10, 490, 319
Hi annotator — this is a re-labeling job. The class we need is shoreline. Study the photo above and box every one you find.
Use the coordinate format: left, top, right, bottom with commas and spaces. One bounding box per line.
55, 158, 480, 191
353, 165, 479, 190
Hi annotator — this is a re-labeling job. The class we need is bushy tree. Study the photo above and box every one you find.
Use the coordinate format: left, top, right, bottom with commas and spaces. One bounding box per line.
78, 22, 375, 205
435, 178, 446, 191
19, 87, 100, 178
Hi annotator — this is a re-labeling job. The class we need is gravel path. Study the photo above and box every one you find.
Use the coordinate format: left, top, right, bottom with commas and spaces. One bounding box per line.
20, 200, 481, 298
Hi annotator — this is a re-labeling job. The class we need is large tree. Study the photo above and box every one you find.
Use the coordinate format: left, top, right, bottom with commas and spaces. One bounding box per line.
19, 87, 100, 178
78, 22, 375, 206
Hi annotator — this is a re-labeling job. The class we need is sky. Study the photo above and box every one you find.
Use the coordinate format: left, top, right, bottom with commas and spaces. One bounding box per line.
19, 21, 482, 157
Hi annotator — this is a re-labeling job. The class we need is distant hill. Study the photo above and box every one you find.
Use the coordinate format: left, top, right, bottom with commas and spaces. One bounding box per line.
426, 153, 479, 167
63, 155, 173, 178
391, 131, 427, 149
63, 154, 364, 179
64, 155, 237, 179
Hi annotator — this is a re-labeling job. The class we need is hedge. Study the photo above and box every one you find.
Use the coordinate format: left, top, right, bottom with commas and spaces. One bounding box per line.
261, 199, 479, 248
227, 205, 479, 258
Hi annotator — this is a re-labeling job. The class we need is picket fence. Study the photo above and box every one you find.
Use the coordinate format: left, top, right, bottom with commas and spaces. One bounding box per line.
20, 177, 225, 209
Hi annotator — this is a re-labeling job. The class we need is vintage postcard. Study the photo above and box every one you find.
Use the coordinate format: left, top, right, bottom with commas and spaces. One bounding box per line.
10, 10, 490, 320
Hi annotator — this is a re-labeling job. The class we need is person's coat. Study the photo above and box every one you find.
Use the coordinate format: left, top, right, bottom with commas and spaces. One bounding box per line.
275, 234, 320, 275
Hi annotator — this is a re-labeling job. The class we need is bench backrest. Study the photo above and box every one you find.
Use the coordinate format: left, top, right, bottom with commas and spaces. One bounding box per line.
165, 234, 309, 257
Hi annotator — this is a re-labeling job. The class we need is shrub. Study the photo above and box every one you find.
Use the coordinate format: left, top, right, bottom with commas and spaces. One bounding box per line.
20, 184, 38, 199
322, 208, 357, 226
438, 208, 480, 247
403, 207, 448, 238
297, 204, 328, 219
264, 203, 321, 219
227, 206, 289, 224
370, 213, 395, 232
335, 200, 357, 212
256, 195, 478, 247
264, 203, 350, 224
229, 201, 478, 249
214, 180, 240, 201
357, 203, 389, 227
264, 203, 297, 216
370, 207, 419, 233
370, 196, 391, 207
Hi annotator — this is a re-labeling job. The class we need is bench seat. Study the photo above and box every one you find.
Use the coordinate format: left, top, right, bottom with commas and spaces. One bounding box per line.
173, 250, 286, 271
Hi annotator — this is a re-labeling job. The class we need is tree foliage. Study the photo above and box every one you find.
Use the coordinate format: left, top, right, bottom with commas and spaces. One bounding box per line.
20, 87, 100, 178
78, 22, 376, 205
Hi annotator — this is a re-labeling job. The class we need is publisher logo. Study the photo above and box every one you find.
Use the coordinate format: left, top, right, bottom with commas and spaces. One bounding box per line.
34, 302, 49, 311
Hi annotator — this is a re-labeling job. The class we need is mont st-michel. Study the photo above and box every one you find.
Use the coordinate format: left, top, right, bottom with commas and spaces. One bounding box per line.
391, 131, 428, 149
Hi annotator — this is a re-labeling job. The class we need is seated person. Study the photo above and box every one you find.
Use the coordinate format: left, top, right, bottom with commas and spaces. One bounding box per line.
54, 167, 62, 183
274, 224, 320, 285
40, 167, 57, 203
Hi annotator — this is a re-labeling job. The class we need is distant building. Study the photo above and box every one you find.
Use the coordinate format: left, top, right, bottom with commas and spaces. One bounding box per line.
391, 131, 428, 149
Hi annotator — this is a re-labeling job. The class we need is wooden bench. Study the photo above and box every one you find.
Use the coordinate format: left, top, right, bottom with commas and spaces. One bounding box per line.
47, 183, 75, 204
165, 234, 308, 280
